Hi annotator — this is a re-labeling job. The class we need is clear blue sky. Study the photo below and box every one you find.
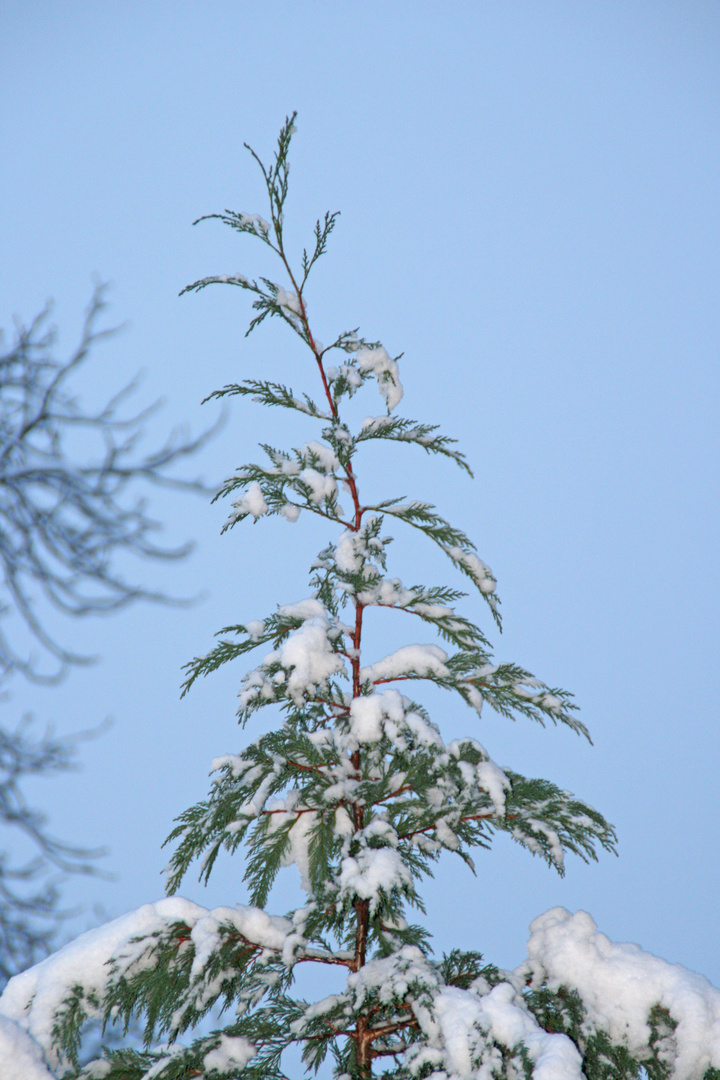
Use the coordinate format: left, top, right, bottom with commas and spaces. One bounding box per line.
2, 0, 719, 989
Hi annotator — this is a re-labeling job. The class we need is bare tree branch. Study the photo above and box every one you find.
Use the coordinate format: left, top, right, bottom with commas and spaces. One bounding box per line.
0, 285, 220, 987
0, 717, 108, 985
0, 283, 221, 685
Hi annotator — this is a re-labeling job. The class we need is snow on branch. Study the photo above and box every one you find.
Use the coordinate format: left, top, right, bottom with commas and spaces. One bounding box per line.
522, 908, 720, 1080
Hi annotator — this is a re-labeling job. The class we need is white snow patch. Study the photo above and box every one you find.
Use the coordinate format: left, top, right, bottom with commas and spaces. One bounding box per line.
278, 502, 301, 522
423, 983, 583, 1079
356, 346, 403, 410
474, 983, 582, 1080
231, 481, 268, 520
0, 898, 295, 1069
266, 615, 346, 704
476, 760, 510, 817
434, 987, 484, 1075
298, 467, 337, 504
274, 285, 302, 315
300, 440, 339, 472
203, 1034, 255, 1074
0, 898, 206, 1067
339, 848, 411, 910
267, 805, 316, 892
446, 546, 496, 593
239, 212, 270, 232
0, 1015, 56, 1079
360, 644, 449, 685
523, 907, 720, 1080
335, 530, 363, 573
349, 691, 405, 744
278, 599, 326, 622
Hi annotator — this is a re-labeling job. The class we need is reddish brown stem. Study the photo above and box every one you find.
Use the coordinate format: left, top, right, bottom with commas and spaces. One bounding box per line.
277, 236, 375, 1075
295, 954, 353, 969
286, 757, 337, 775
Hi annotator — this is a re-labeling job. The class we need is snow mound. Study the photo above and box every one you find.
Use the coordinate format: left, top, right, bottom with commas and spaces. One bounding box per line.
0, 1015, 56, 1079
523, 907, 720, 1080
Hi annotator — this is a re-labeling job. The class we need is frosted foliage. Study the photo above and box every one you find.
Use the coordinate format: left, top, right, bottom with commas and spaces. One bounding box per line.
268, 615, 345, 702
238, 607, 347, 709
239, 213, 270, 233
346, 949, 581, 1080
243, 482, 268, 518
0, 898, 204, 1066
296, 439, 340, 504
268, 803, 315, 891
347, 691, 443, 756
298, 467, 337, 504
277, 599, 326, 621
339, 848, 412, 913
0, 897, 295, 1070
0, 1015, 56, 1079
350, 691, 408, 744
278, 501, 301, 521
356, 346, 403, 410
300, 441, 339, 473
476, 759, 510, 816
360, 643, 449, 685
231, 480, 268, 520
335, 529, 365, 573
446, 546, 496, 594
523, 907, 720, 1079
187, 905, 293, 976
203, 1034, 256, 1074
430, 984, 583, 1080
274, 285, 302, 315
333, 520, 386, 579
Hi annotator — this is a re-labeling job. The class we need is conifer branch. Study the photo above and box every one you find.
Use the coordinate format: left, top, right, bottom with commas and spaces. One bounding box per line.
355, 416, 473, 475
203, 379, 331, 419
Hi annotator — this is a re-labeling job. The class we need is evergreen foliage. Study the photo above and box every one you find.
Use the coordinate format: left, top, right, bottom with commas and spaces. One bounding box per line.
3, 115, 719, 1080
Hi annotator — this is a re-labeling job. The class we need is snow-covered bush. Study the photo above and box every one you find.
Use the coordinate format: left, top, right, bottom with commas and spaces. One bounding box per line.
2, 114, 718, 1080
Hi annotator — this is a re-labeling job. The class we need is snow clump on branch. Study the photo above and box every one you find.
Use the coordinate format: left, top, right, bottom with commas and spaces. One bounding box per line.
356, 346, 403, 411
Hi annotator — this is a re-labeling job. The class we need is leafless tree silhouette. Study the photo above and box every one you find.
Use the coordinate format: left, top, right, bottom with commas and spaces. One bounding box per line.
0, 285, 219, 983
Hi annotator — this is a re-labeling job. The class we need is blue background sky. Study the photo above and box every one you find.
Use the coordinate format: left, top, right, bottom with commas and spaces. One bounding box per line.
2, 0, 719, 993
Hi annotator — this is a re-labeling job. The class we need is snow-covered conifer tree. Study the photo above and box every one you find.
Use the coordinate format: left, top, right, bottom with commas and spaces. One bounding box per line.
2, 115, 719, 1080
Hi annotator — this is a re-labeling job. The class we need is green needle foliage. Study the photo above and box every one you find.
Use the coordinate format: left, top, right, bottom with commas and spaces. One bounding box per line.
5, 115, 719, 1080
